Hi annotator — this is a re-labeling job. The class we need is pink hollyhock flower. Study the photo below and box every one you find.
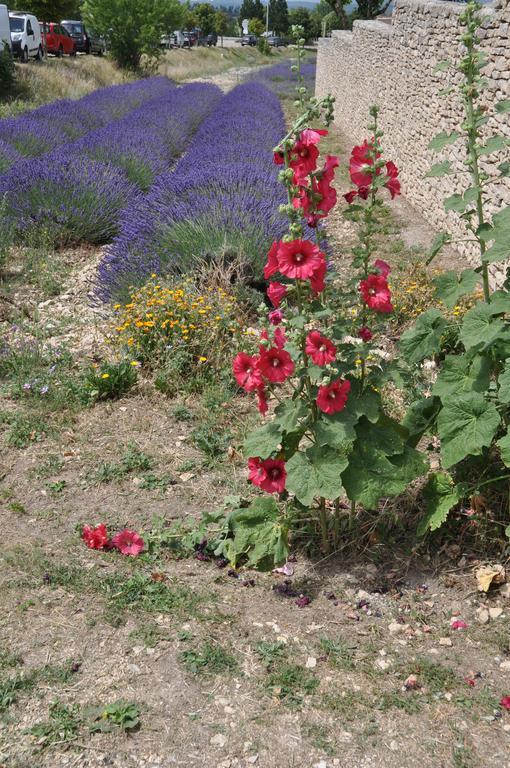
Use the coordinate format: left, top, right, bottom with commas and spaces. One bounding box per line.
267, 281, 287, 307
359, 274, 394, 313
374, 259, 391, 278
316, 379, 351, 414
310, 257, 327, 295
500, 696, 510, 710
451, 619, 468, 630
112, 529, 144, 556
273, 327, 287, 349
305, 331, 337, 366
248, 457, 286, 494
343, 190, 358, 204
268, 309, 283, 326
276, 239, 323, 281
256, 386, 268, 416
359, 326, 373, 342
233, 352, 263, 392
273, 149, 285, 165
258, 346, 294, 383
358, 186, 370, 200
264, 241, 280, 280
82, 523, 109, 550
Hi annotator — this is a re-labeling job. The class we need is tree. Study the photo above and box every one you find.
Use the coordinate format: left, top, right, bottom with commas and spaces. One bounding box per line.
239, 0, 264, 24
82, 0, 182, 70
193, 2, 217, 34
213, 10, 229, 45
248, 17, 265, 36
20, 0, 80, 23
353, 0, 392, 19
268, 0, 288, 35
322, 0, 349, 29
288, 8, 316, 41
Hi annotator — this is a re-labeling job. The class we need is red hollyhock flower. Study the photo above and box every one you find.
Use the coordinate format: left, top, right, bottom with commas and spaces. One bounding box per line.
290, 128, 328, 180
258, 346, 294, 383
273, 327, 287, 349
349, 140, 378, 188
343, 190, 358, 204
267, 281, 287, 307
264, 241, 280, 280
316, 378, 351, 415
273, 149, 285, 165
451, 619, 468, 630
256, 386, 268, 416
500, 696, 510, 710
359, 274, 393, 313
310, 257, 327, 295
268, 309, 283, 326
305, 331, 337, 366
359, 326, 373, 342
233, 352, 263, 391
112, 529, 144, 556
385, 161, 401, 199
248, 457, 286, 494
374, 259, 391, 278
277, 239, 323, 280
82, 523, 109, 550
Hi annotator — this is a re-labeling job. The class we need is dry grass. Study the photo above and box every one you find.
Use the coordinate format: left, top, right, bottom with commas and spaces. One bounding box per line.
158, 45, 288, 82
0, 56, 131, 118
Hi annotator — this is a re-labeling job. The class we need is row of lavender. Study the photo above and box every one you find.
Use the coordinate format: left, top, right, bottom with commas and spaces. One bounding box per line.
95, 82, 290, 302
246, 60, 316, 100
0, 78, 222, 245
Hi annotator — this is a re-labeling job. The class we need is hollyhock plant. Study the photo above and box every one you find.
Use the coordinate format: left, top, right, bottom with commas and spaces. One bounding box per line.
112, 529, 145, 556
82, 523, 109, 550
228, 56, 421, 564
268, 309, 284, 325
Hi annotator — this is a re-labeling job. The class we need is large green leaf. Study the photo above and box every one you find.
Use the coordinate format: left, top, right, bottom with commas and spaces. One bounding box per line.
354, 414, 406, 455
286, 445, 347, 506
444, 194, 466, 213
427, 231, 452, 264
341, 443, 426, 509
459, 302, 505, 351
244, 422, 283, 459
403, 397, 441, 446
418, 472, 462, 535
399, 309, 447, 363
432, 353, 490, 398
433, 269, 480, 308
480, 207, 510, 263
497, 432, 510, 467
315, 411, 358, 449
479, 136, 509, 155
224, 497, 288, 570
273, 399, 307, 432
427, 131, 460, 152
498, 359, 510, 404
437, 392, 500, 468
496, 99, 510, 114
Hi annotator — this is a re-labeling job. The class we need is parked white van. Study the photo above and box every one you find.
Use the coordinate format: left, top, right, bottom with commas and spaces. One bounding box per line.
9, 11, 43, 61
0, 4, 11, 52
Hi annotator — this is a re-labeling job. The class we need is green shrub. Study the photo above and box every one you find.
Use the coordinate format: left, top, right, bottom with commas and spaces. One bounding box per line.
0, 44, 16, 102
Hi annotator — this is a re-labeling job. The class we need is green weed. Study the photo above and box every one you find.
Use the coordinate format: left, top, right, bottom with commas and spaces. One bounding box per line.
179, 640, 238, 677
319, 636, 355, 670
255, 641, 287, 668
264, 662, 319, 707
88, 700, 140, 733
128, 622, 168, 649
29, 701, 82, 747
32, 454, 64, 479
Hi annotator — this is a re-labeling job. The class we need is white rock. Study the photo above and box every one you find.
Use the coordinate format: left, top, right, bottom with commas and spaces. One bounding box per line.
439, 637, 453, 646
489, 606, 503, 619
306, 656, 317, 669
210, 734, 226, 747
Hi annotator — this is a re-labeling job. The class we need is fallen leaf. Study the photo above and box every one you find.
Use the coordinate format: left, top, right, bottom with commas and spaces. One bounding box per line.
475, 564, 506, 593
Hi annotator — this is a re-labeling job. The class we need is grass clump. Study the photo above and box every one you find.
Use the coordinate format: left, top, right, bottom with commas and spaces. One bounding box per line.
265, 662, 319, 707
179, 640, 239, 677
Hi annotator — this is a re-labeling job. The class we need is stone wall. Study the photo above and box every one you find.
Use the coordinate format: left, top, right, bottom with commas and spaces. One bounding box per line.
316, 0, 510, 279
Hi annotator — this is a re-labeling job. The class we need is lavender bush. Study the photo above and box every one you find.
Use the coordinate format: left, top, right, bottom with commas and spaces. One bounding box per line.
96, 83, 290, 302
1, 155, 139, 246
0, 139, 20, 173
246, 60, 316, 99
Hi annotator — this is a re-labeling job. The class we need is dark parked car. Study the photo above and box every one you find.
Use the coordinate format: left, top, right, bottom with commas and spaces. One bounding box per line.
205, 33, 217, 46
241, 34, 257, 46
61, 20, 104, 54
267, 35, 286, 47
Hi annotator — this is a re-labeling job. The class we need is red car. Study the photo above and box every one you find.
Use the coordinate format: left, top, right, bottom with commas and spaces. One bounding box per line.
40, 22, 76, 56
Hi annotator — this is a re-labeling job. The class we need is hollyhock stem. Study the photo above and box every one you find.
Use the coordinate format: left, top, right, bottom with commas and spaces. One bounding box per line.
460, 3, 490, 303
319, 497, 330, 553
